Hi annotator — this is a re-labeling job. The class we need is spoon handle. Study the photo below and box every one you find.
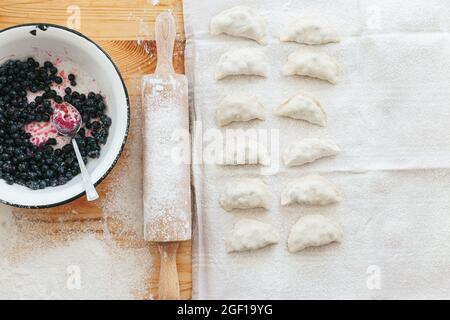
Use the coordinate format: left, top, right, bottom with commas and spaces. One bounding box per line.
72, 139, 99, 201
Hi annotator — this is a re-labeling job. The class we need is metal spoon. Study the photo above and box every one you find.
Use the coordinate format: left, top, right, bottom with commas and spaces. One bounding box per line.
52, 102, 99, 201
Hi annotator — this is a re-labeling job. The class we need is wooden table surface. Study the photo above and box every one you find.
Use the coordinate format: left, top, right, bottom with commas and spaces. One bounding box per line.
0, 0, 191, 300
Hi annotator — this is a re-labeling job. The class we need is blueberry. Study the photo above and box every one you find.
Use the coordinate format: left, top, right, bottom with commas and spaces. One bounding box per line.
58, 176, 68, 185
87, 149, 100, 158
54, 95, 63, 103
44, 146, 53, 155
46, 138, 57, 146
91, 121, 101, 131
65, 87, 72, 95
68, 74, 76, 81
54, 76, 63, 84
62, 144, 73, 153
86, 99, 95, 107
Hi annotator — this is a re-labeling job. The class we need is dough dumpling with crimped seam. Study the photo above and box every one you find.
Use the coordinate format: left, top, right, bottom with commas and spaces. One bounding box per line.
220, 178, 271, 211
216, 48, 269, 80
282, 50, 340, 84
210, 6, 267, 45
283, 138, 340, 167
275, 92, 326, 126
216, 93, 265, 126
280, 18, 340, 45
226, 218, 279, 253
281, 174, 341, 206
288, 214, 343, 252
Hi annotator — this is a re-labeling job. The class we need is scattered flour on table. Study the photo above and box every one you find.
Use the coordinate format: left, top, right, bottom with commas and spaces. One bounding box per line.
99, 78, 145, 238
0, 203, 151, 300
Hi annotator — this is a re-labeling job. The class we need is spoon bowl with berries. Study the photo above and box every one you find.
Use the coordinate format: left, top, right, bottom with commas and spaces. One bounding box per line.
52, 102, 99, 201
0, 24, 129, 208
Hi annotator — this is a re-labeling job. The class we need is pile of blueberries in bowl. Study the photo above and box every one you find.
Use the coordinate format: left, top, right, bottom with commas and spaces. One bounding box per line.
0, 58, 112, 190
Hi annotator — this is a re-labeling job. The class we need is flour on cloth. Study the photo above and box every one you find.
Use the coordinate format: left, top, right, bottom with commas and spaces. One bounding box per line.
184, 0, 450, 299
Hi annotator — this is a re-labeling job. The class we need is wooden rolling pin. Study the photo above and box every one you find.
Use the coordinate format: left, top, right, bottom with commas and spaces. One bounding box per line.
141, 11, 191, 300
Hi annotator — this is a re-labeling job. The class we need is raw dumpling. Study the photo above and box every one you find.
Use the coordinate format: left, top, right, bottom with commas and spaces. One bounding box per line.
216, 93, 265, 126
220, 178, 271, 211
288, 214, 343, 252
283, 138, 340, 167
217, 137, 270, 166
282, 50, 340, 84
281, 174, 341, 206
210, 6, 267, 45
226, 218, 279, 253
216, 48, 269, 80
280, 18, 340, 45
275, 92, 326, 126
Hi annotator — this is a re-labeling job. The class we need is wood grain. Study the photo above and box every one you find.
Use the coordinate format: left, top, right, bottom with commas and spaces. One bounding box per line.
0, 0, 185, 40
2, 0, 192, 300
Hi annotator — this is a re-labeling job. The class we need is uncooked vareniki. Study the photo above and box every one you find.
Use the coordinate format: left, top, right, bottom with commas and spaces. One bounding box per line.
282, 50, 340, 84
210, 6, 267, 45
283, 138, 340, 167
220, 178, 271, 211
226, 218, 279, 253
280, 18, 340, 45
216, 48, 269, 80
281, 174, 341, 206
288, 214, 343, 252
216, 93, 265, 126
275, 92, 326, 126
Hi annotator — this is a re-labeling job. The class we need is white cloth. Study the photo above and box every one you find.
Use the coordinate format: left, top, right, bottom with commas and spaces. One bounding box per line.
184, 0, 450, 299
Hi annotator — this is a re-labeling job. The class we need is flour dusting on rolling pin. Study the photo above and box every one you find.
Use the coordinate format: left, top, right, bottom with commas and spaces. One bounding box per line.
142, 11, 191, 244
142, 75, 191, 241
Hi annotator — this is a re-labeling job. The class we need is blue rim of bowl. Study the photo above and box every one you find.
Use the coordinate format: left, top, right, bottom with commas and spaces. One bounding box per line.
0, 23, 130, 209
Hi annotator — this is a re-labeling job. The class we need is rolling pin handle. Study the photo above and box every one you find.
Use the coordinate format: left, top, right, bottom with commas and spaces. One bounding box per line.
155, 11, 176, 75
158, 242, 180, 300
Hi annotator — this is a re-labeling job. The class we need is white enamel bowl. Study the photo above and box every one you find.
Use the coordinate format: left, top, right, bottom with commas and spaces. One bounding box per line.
0, 24, 130, 208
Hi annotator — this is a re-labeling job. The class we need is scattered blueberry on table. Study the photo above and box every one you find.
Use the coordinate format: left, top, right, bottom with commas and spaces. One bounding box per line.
0, 58, 112, 189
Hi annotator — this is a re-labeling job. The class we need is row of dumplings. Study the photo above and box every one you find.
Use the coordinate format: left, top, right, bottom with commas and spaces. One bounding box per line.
220, 175, 341, 212
211, 6, 341, 84
210, 6, 340, 46
226, 215, 343, 253
222, 171, 345, 254
216, 92, 326, 127
222, 177, 343, 253
210, 6, 344, 253
215, 47, 341, 84
216, 137, 340, 168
